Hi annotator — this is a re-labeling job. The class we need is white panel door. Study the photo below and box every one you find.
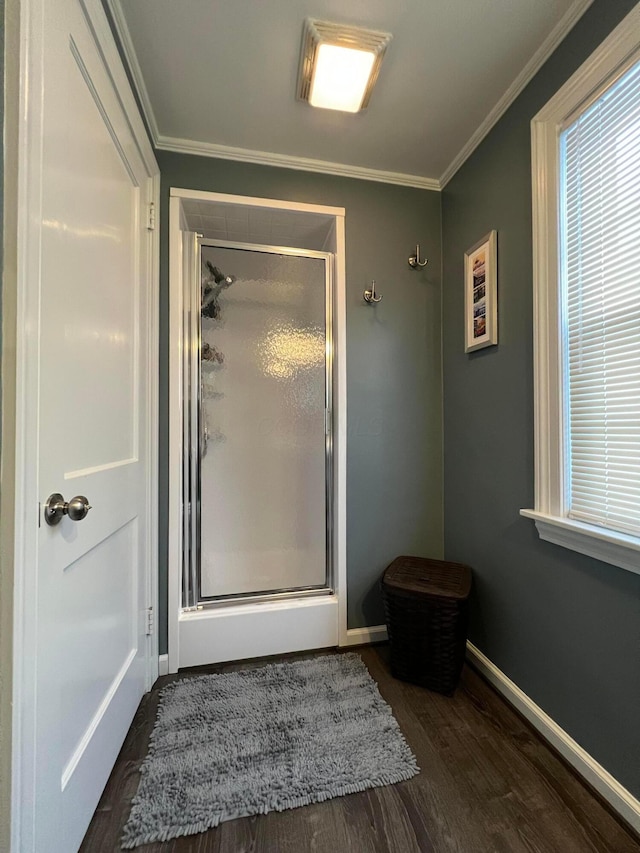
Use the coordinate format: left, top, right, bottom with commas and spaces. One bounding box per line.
14, 1, 157, 851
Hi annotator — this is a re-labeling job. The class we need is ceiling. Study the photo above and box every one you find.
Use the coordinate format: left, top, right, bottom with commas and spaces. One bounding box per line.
110, 0, 593, 187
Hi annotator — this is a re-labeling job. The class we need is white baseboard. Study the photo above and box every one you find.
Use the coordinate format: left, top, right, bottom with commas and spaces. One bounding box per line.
158, 654, 169, 677
466, 641, 640, 834
342, 624, 388, 647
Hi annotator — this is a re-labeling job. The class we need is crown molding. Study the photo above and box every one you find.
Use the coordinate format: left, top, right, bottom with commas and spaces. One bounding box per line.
103, 3, 437, 190
103, 0, 160, 142
155, 135, 441, 191
439, 0, 595, 188
107, 0, 594, 194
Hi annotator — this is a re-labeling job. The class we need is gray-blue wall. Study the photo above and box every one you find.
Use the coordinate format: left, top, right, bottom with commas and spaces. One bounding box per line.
442, 0, 640, 798
156, 152, 443, 652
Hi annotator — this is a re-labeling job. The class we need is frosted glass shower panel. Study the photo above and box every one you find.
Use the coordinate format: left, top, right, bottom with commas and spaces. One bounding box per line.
199, 246, 328, 598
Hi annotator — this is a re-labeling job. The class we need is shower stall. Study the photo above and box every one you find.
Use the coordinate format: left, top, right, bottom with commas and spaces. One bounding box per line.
169, 190, 346, 670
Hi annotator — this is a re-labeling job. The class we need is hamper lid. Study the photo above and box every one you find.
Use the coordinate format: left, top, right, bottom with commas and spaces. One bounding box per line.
382, 555, 472, 599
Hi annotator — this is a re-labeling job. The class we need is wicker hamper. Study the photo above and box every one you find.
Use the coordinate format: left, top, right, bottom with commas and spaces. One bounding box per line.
381, 555, 472, 695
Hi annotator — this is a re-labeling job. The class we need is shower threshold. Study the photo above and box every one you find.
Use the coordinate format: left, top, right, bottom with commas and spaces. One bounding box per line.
178, 592, 339, 668
191, 585, 334, 611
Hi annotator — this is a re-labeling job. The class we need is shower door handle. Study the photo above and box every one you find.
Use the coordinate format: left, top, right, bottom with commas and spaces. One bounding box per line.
44, 493, 92, 526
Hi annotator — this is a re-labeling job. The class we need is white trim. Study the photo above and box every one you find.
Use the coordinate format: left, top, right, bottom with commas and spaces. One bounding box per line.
158, 655, 169, 677
2, 2, 19, 850
102, 0, 160, 143
168, 190, 348, 671
520, 511, 640, 576
532, 12, 640, 125
158, 136, 441, 191
145, 171, 160, 690
83, 0, 156, 177
178, 597, 339, 669
170, 186, 346, 217
466, 642, 640, 834
439, 0, 595, 187
11, 1, 159, 848
524, 4, 640, 571
11, 1, 45, 846
341, 625, 388, 647
167, 196, 184, 675
529, 113, 565, 517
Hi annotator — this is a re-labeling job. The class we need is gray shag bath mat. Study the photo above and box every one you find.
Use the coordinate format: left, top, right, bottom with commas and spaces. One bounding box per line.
122, 652, 419, 848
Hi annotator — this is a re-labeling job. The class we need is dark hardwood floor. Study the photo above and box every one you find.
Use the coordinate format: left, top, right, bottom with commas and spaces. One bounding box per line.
80, 645, 640, 853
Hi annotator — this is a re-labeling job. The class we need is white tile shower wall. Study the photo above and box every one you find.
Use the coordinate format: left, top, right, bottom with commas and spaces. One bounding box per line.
182, 199, 334, 249
199, 246, 328, 598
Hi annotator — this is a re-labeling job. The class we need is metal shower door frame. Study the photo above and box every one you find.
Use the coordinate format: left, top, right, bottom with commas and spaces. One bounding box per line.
182, 231, 201, 610
182, 238, 335, 609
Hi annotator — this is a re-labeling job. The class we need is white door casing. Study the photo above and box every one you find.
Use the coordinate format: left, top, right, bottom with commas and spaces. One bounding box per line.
11, 1, 159, 852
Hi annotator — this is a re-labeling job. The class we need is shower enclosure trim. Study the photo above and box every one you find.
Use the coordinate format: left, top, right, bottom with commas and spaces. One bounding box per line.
186, 238, 335, 610
168, 188, 347, 671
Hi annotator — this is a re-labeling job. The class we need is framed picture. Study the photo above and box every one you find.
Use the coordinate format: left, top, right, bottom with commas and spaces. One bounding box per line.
464, 231, 497, 352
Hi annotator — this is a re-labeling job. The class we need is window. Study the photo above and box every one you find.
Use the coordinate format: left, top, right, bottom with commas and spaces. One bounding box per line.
522, 5, 640, 574
562, 62, 640, 537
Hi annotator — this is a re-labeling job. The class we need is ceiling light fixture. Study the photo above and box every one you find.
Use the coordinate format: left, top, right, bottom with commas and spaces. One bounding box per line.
297, 19, 392, 114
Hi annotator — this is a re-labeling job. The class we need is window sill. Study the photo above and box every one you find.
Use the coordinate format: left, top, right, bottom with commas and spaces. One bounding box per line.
520, 510, 640, 576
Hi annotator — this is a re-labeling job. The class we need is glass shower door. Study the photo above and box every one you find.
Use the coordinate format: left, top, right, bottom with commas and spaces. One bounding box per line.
196, 244, 331, 601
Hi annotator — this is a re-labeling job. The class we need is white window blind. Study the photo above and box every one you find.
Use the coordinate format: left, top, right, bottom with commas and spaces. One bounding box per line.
561, 58, 640, 537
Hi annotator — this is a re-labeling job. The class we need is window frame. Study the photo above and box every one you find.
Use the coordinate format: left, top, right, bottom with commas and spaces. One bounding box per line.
521, 4, 640, 577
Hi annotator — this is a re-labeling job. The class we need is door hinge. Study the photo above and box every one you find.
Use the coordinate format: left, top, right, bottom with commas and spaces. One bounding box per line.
145, 606, 154, 636
147, 201, 156, 231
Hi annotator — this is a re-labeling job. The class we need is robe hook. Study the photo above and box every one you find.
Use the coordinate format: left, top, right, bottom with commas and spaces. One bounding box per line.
408, 244, 428, 268
364, 280, 383, 304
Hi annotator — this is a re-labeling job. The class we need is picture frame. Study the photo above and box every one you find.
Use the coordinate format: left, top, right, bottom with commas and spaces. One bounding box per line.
464, 230, 497, 352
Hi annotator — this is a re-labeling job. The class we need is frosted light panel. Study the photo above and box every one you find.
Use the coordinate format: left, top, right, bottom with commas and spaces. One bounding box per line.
309, 43, 375, 112
199, 247, 328, 598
